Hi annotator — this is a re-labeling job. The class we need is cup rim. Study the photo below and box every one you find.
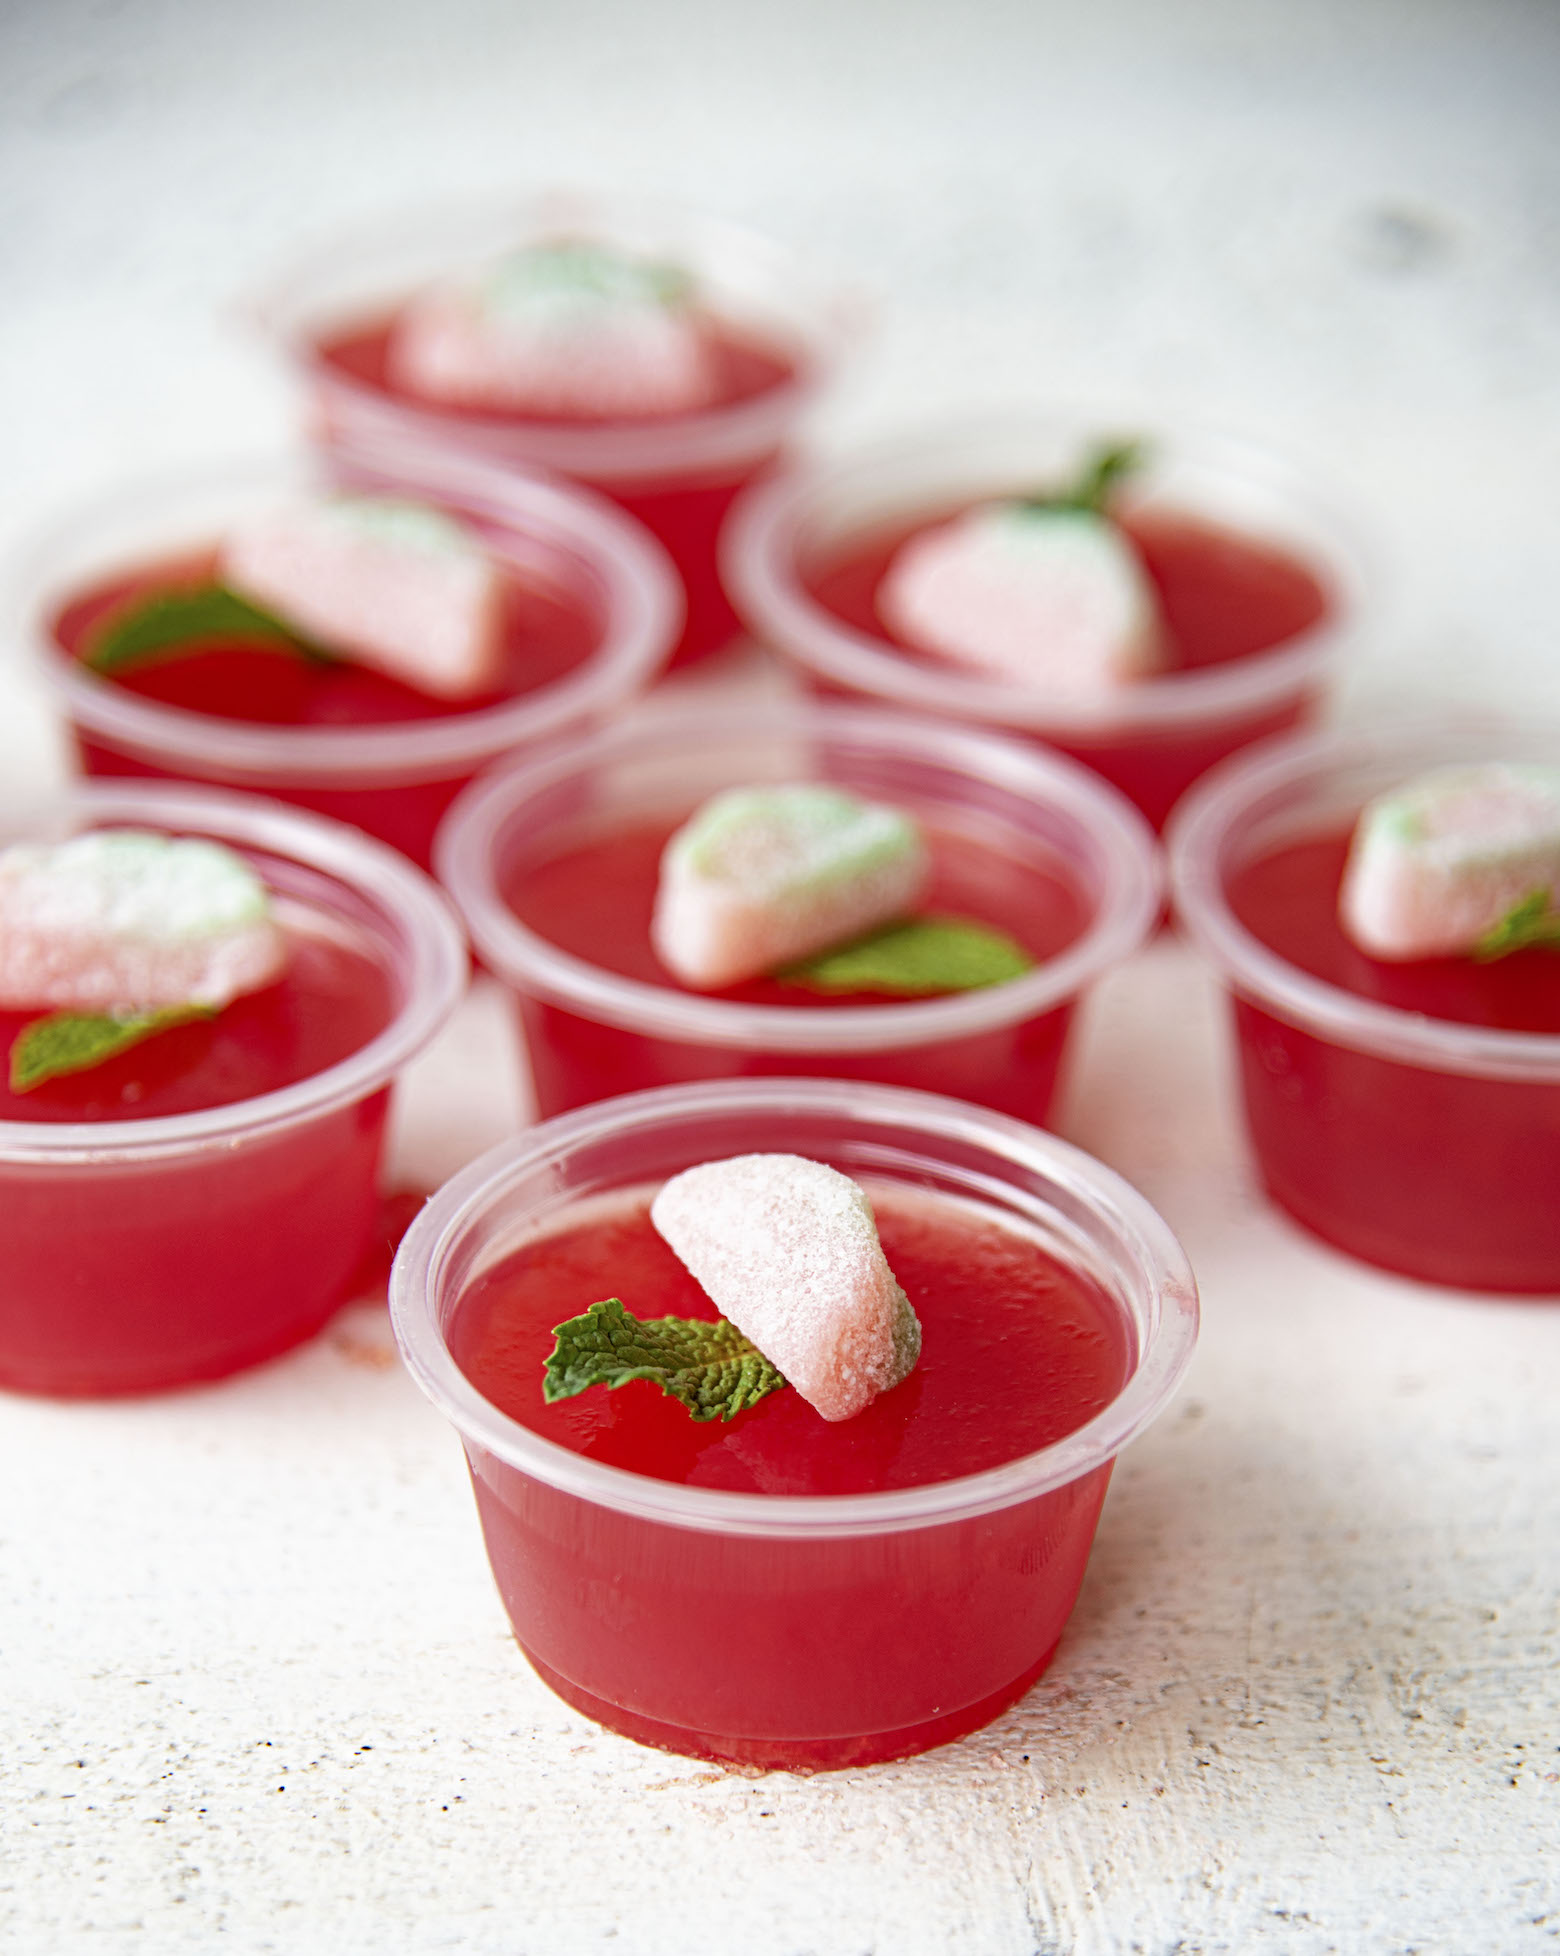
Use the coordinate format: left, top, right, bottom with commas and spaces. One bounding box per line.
0, 781, 468, 1163
388, 1076, 1200, 1538
433, 698, 1163, 1052
721, 411, 1374, 737
243, 189, 865, 485
16, 446, 682, 786
1167, 717, 1560, 1082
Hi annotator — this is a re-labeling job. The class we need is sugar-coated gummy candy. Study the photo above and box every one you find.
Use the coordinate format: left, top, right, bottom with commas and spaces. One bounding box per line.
221, 495, 504, 700
0, 830, 286, 1013
877, 502, 1164, 699
651, 783, 929, 990
1340, 763, 1560, 960
388, 241, 717, 417
650, 1154, 921, 1423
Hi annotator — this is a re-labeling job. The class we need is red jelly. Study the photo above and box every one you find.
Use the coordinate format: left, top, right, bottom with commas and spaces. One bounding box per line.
502, 812, 1089, 1116
389, 1078, 1199, 1769
724, 419, 1367, 829
54, 551, 596, 732
252, 198, 854, 669
316, 313, 795, 667
28, 458, 678, 870
0, 786, 466, 1397
454, 1189, 1130, 1496
435, 701, 1161, 1123
50, 546, 595, 868
1170, 724, 1560, 1292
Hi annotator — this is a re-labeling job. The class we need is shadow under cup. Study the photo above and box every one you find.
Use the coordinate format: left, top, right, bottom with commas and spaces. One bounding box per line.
389, 1078, 1198, 1769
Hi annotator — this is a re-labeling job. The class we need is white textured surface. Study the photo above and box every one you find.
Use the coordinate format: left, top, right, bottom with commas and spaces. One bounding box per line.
3, 3, 1560, 1952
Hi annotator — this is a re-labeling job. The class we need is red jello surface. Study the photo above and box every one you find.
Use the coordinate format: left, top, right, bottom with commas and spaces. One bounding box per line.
0, 908, 394, 1125
806, 508, 1332, 828
453, 1183, 1132, 1766
0, 898, 400, 1396
1228, 831, 1560, 1035
455, 1186, 1129, 1494
318, 315, 798, 668
499, 815, 1090, 1120
320, 314, 794, 427
51, 550, 599, 868
1223, 827, 1560, 1290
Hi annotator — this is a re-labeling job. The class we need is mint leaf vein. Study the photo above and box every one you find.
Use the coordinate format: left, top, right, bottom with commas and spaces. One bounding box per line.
543, 1298, 787, 1422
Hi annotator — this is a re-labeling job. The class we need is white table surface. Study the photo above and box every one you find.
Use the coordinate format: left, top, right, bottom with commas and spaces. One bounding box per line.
3, 4, 1559, 1951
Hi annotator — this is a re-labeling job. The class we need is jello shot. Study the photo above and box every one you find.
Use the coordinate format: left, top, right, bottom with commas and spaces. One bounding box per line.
1169, 721, 1560, 1292
20, 445, 680, 869
434, 701, 1161, 1122
249, 192, 857, 666
390, 1076, 1198, 1768
724, 414, 1371, 828
0, 781, 466, 1396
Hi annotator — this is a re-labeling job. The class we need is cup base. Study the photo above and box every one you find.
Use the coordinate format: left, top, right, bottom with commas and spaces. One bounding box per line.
1257, 1177, 1560, 1296
0, 1288, 346, 1400
521, 1641, 1058, 1772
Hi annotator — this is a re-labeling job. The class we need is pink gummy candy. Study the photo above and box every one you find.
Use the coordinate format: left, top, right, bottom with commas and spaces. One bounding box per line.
651, 1154, 922, 1423
221, 497, 504, 700
387, 243, 717, 417
1340, 763, 1560, 959
0, 831, 285, 1014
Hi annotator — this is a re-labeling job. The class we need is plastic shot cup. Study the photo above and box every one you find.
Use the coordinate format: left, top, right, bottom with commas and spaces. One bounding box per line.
0, 782, 467, 1397
1169, 720, 1560, 1292
434, 700, 1161, 1122
17, 444, 681, 871
247, 191, 860, 667
389, 1075, 1199, 1769
723, 413, 1372, 829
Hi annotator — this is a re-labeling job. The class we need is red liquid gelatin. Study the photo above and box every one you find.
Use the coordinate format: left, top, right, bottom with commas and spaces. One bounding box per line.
434, 702, 1160, 1122
24, 452, 679, 870
0, 784, 466, 1397
389, 1078, 1198, 1769
724, 417, 1370, 828
249, 196, 856, 667
1170, 723, 1560, 1291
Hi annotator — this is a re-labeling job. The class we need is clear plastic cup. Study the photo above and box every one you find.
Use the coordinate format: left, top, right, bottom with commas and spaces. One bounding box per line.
434, 700, 1161, 1122
246, 191, 860, 666
0, 781, 467, 1396
389, 1075, 1198, 1768
16, 443, 681, 870
1169, 720, 1560, 1291
723, 413, 1373, 829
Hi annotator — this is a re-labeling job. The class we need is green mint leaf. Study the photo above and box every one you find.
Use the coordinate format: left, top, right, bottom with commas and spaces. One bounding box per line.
85, 584, 331, 675
778, 915, 1034, 995
1472, 889, 1560, 961
9, 1006, 215, 1092
543, 1297, 787, 1423
1020, 438, 1146, 516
